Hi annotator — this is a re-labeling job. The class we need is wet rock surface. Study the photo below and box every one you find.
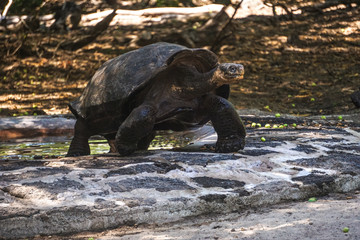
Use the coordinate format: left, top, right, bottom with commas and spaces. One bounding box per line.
0, 114, 360, 239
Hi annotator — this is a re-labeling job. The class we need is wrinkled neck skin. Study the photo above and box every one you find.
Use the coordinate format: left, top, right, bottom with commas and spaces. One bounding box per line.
142, 64, 233, 108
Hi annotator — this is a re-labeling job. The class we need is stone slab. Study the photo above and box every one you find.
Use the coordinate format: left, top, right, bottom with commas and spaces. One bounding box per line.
0, 115, 360, 239
73, 193, 360, 239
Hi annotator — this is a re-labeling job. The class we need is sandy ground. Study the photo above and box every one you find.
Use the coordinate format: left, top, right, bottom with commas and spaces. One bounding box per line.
46, 193, 359, 240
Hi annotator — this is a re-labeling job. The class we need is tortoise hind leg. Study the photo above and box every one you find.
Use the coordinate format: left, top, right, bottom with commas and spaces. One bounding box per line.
67, 118, 91, 156
115, 105, 157, 156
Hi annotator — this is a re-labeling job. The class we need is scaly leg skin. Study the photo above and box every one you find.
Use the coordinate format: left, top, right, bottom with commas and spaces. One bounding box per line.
115, 105, 157, 156
202, 95, 246, 153
106, 132, 155, 153
66, 118, 91, 156
137, 131, 156, 150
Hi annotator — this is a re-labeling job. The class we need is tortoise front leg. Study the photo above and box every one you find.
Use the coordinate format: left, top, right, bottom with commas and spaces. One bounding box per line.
137, 131, 156, 150
115, 105, 157, 156
66, 118, 91, 156
202, 95, 246, 153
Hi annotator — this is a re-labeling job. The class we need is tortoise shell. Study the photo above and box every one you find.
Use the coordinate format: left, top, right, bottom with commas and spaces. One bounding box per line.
69, 42, 218, 120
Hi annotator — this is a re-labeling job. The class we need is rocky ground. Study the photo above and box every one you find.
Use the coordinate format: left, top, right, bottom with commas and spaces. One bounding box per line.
1, 114, 360, 239
37, 193, 360, 240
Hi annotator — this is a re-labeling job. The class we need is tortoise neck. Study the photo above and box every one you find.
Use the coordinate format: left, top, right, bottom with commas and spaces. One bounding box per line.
172, 66, 218, 99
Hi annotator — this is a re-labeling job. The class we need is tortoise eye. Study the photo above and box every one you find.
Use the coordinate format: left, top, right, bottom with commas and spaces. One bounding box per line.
228, 66, 237, 73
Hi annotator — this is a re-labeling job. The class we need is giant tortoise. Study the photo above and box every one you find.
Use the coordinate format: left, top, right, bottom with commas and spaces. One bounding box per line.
67, 42, 246, 156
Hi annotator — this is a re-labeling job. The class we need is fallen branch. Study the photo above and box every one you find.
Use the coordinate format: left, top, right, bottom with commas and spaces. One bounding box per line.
60, 9, 117, 51
82, 4, 223, 21
1, 0, 13, 22
210, 0, 243, 53
3, 4, 223, 30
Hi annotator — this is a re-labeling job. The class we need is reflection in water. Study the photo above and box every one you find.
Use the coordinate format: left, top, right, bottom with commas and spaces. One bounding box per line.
0, 126, 213, 160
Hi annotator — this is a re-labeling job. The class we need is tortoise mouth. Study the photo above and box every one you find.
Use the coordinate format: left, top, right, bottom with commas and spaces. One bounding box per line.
224, 72, 244, 79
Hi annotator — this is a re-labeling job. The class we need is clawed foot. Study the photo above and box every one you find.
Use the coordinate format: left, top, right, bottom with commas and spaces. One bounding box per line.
116, 142, 137, 156
66, 143, 90, 157
215, 135, 245, 153
66, 151, 89, 157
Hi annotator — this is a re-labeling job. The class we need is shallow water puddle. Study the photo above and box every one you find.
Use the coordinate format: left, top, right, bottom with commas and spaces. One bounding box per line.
0, 136, 103, 160
0, 133, 196, 160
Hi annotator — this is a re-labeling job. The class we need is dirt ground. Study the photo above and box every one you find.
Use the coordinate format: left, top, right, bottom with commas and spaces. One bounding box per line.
1, 3, 360, 117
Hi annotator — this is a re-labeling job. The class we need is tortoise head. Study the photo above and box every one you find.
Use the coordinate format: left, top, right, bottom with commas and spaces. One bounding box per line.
213, 63, 244, 85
